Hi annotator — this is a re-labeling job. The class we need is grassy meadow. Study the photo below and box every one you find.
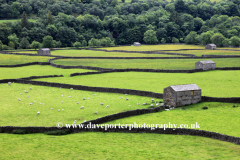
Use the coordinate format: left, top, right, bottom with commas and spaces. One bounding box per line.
35, 70, 240, 97
1, 45, 240, 159
0, 65, 95, 79
162, 50, 240, 57
52, 58, 240, 69
0, 83, 161, 126
100, 44, 205, 51
0, 54, 51, 65
1, 133, 240, 160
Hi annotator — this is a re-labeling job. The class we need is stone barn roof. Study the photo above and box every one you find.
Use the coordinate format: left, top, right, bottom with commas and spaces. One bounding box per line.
39, 48, 50, 51
197, 60, 215, 64
207, 44, 216, 47
169, 84, 201, 92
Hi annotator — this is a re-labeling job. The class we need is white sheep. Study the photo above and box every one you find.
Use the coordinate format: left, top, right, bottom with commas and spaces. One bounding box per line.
94, 111, 98, 114
29, 87, 32, 90
125, 94, 128, 96
152, 99, 154, 101
27, 96, 29, 98
84, 120, 86, 122
20, 93, 22, 95
34, 101, 36, 102
8, 82, 11, 86
69, 96, 71, 98
77, 102, 79, 104
58, 109, 60, 112
87, 98, 90, 99
39, 102, 42, 104
100, 103, 104, 105
60, 87, 62, 89
74, 120, 77, 124
29, 103, 33, 105
42, 103, 45, 105
83, 98, 85, 100
53, 90, 54, 92
150, 104, 154, 107
80, 106, 84, 109
106, 105, 109, 108
142, 103, 147, 105
50, 108, 53, 110
37, 111, 40, 115
70, 88, 73, 89
126, 98, 129, 100
165, 109, 170, 111
120, 97, 123, 99
61, 101, 63, 103
62, 109, 64, 110
129, 105, 131, 106
62, 95, 63, 97
18, 99, 21, 101
93, 94, 96, 96
24, 90, 28, 93
137, 103, 140, 105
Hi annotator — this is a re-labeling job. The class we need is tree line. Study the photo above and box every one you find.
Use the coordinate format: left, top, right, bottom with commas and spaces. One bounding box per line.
1, 0, 240, 49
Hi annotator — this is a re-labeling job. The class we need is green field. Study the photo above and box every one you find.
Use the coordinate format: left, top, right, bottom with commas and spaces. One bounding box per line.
101, 44, 205, 51
105, 102, 240, 137
35, 70, 240, 97
0, 65, 95, 79
1, 133, 240, 159
0, 83, 161, 126
0, 54, 50, 65
9, 49, 184, 57
51, 58, 240, 69
162, 50, 240, 57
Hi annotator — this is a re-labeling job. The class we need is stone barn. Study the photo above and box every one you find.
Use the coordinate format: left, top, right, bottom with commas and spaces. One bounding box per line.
195, 60, 215, 70
38, 48, 51, 55
205, 44, 216, 50
134, 42, 141, 46
163, 84, 201, 107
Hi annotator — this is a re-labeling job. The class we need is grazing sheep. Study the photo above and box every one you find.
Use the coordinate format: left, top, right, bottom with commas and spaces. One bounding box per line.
165, 109, 170, 111
62, 95, 63, 97
42, 103, 45, 105
53, 90, 54, 92
37, 111, 40, 115
142, 103, 147, 105
62, 109, 64, 110
83, 98, 85, 100
80, 106, 84, 109
129, 105, 131, 106
20, 93, 22, 95
60, 87, 62, 89
150, 104, 154, 107
58, 109, 60, 112
84, 120, 86, 122
126, 98, 128, 100
24, 90, 28, 93
18, 99, 21, 101
125, 94, 128, 96
77, 102, 79, 104
29, 87, 32, 90
39, 103, 42, 104
69, 96, 71, 98
50, 108, 53, 110
74, 120, 77, 124
34, 101, 36, 102
156, 103, 160, 106
70, 88, 73, 89
93, 94, 96, 96
87, 98, 90, 99
137, 103, 140, 105
152, 99, 154, 101
120, 97, 123, 99
8, 82, 11, 86
106, 105, 109, 108
27, 96, 29, 98
94, 111, 98, 114
30, 103, 33, 105
100, 103, 104, 105
61, 101, 63, 103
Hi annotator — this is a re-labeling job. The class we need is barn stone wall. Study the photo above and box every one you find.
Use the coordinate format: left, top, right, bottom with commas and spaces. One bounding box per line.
163, 87, 176, 106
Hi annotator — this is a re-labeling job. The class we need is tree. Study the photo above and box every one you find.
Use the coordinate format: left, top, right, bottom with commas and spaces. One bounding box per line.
19, 37, 30, 49
229, 36, 240, 47
88, 38, 100, 47
143, 30, 158, 44
82, 40, 87, 47
42, 36, 54, 48
11, 2, 21, 18
161, 38, 166, 44
172, 37, 179, 43
8, 41, 15, 49
184, 31, 198, 44
21, 11, 29, 29
175, 0, 185, 13
0, 23, 11, 44
200, 31, 214, 45
8, 34, 19, 49
73, 42, 81, 48
47, 11, 54, 24
210, 33, 226, 47
0, 40, 2, 50
111, 0, 118, 7
31, 41, 41, 50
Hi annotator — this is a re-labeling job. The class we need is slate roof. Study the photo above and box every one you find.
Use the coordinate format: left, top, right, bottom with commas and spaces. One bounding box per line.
169, 84, 201, 92
207, 44, 216, 47
198, 60, 215, 64
40, 48, 50, 51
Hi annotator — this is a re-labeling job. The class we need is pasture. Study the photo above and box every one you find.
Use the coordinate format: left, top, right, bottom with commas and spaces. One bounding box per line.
36, 71, 240, 97
52, 58, 240, 69
0, 19, 36, 23
1, 45, 240, 159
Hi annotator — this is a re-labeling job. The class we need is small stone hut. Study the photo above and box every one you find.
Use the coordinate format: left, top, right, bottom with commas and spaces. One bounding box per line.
195, 60, 215, 70
134, 42, 141, 46
205, 44, 216, 50
163, 84, 201, 107
38, 48, 51, 55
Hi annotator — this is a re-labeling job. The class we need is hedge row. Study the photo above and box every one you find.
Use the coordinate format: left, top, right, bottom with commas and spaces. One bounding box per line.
0, 126, 240, 145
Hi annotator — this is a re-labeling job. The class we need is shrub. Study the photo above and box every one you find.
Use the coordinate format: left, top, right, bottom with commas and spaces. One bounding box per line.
73, 41, 81, 48
44, 129, 72, 135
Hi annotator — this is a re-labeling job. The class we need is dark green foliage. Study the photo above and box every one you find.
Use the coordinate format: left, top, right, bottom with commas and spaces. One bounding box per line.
47, 11, 54, 24
21, 11, 29, 29
44, 129, 72, 135
31, 40, 41, 50
12, 129, 31, 134
73, 41, 81, 48
42, 36, 54, 48
19, 37, 30, 49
